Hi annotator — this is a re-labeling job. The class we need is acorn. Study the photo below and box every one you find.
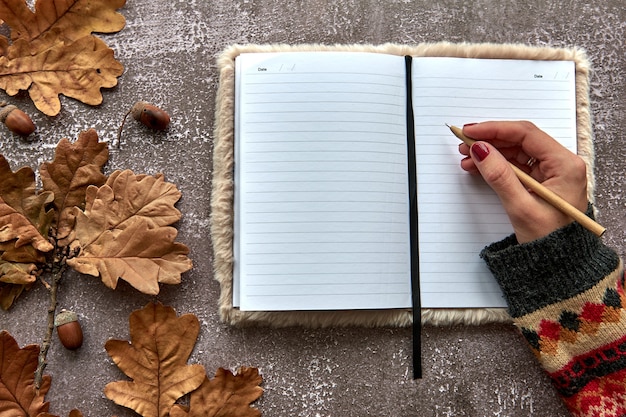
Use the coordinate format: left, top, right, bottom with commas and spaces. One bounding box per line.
130, 101, 170, 130
0, 105, 35, 136
55, 309, 83, 350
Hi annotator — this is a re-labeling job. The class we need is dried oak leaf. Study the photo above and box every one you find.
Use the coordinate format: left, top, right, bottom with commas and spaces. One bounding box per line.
0, 34, 124, 116
104, 302, 206, 417
0, 0, 126, 46
0, 330, 52, 416
40, 128, 109, 242
0, 239, 43, 289
1, 238, 45, 264
170, 368, 264, 417
0, 258, 37, 284
0, 0, 126, 116
0, 154, 54, 252
0, 221, 45, 311
0, 237, 40, 309
80, 169, 182, 236
66, 170, 192, 295
0, 281, 31, 310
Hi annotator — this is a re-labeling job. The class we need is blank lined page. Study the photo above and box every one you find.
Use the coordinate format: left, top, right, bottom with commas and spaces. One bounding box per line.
234, 52, 412, 311
411, 57, 577, 308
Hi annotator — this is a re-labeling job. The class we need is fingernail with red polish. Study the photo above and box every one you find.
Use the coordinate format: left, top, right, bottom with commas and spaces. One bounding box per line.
463, 123, 478, 128
471, 142, 490, 162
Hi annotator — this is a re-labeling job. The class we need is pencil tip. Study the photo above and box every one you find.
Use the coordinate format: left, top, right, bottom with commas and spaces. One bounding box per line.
444, 123, 450, 127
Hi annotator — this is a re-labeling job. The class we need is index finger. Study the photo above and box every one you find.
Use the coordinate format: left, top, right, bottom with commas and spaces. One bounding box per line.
462, 121, 570, 161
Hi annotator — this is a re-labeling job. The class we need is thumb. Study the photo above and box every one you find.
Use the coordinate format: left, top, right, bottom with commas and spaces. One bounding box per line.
470, 142, 531, 210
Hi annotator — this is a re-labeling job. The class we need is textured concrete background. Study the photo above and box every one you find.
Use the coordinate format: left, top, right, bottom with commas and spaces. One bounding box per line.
1, 1, 625, 416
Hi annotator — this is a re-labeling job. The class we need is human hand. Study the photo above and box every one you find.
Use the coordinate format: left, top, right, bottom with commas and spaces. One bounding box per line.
459, 121, 588, 243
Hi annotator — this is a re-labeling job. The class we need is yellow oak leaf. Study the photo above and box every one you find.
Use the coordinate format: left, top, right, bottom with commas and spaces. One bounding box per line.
170, 368, 264, 417
104, 303, 206, 417
0, 0, 126, 115
0, 330, 52, 416
40, 129, 108, 241
0, 155, 54, 252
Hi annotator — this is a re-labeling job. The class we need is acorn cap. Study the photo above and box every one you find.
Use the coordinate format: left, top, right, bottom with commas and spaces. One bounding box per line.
0, 105, 17, 123
55, 309, 79, 327
130, 101, 149, 120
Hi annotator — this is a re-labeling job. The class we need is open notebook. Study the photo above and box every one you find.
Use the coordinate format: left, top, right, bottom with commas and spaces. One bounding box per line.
211, 43, 595, 327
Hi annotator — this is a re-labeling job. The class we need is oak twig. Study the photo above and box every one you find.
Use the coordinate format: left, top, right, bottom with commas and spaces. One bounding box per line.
34, 243, 68, 391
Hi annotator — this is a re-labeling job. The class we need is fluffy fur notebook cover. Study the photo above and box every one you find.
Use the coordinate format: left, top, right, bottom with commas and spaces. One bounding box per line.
210, 42, 594, 327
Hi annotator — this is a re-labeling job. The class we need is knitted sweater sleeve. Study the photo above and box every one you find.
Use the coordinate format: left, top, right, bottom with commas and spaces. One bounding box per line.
481, 211, 625, 417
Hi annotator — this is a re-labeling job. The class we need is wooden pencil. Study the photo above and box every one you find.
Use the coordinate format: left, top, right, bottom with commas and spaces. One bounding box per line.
447, 124, 606, 237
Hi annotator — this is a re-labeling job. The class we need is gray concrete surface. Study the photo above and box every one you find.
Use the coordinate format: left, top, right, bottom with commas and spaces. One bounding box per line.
1, 1, 625, 416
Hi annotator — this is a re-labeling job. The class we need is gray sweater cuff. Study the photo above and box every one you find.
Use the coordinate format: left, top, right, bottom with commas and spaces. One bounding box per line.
480, 206, 620, 318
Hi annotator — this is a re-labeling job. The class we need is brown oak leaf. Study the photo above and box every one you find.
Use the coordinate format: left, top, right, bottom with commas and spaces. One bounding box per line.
0, 238, 42, 309
104, 303, 206, 417
0, 330, 52, 416
67, 218, 192, 294
0, 258, 37, 284
40, 128, 109, 241
0, 34, 124, 116
0, 0, 126, 115
0, 282, 30, 310
0, 239, 43, 289
170, 368, 264, 417
66, 170, 192, 295
1, 239, 46, 264
79, 170, 182, 241
0, 0, 126, 47
0, 155, 54, 252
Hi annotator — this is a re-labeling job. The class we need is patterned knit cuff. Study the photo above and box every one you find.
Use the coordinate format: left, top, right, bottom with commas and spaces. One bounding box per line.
480, 206, 620, 318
